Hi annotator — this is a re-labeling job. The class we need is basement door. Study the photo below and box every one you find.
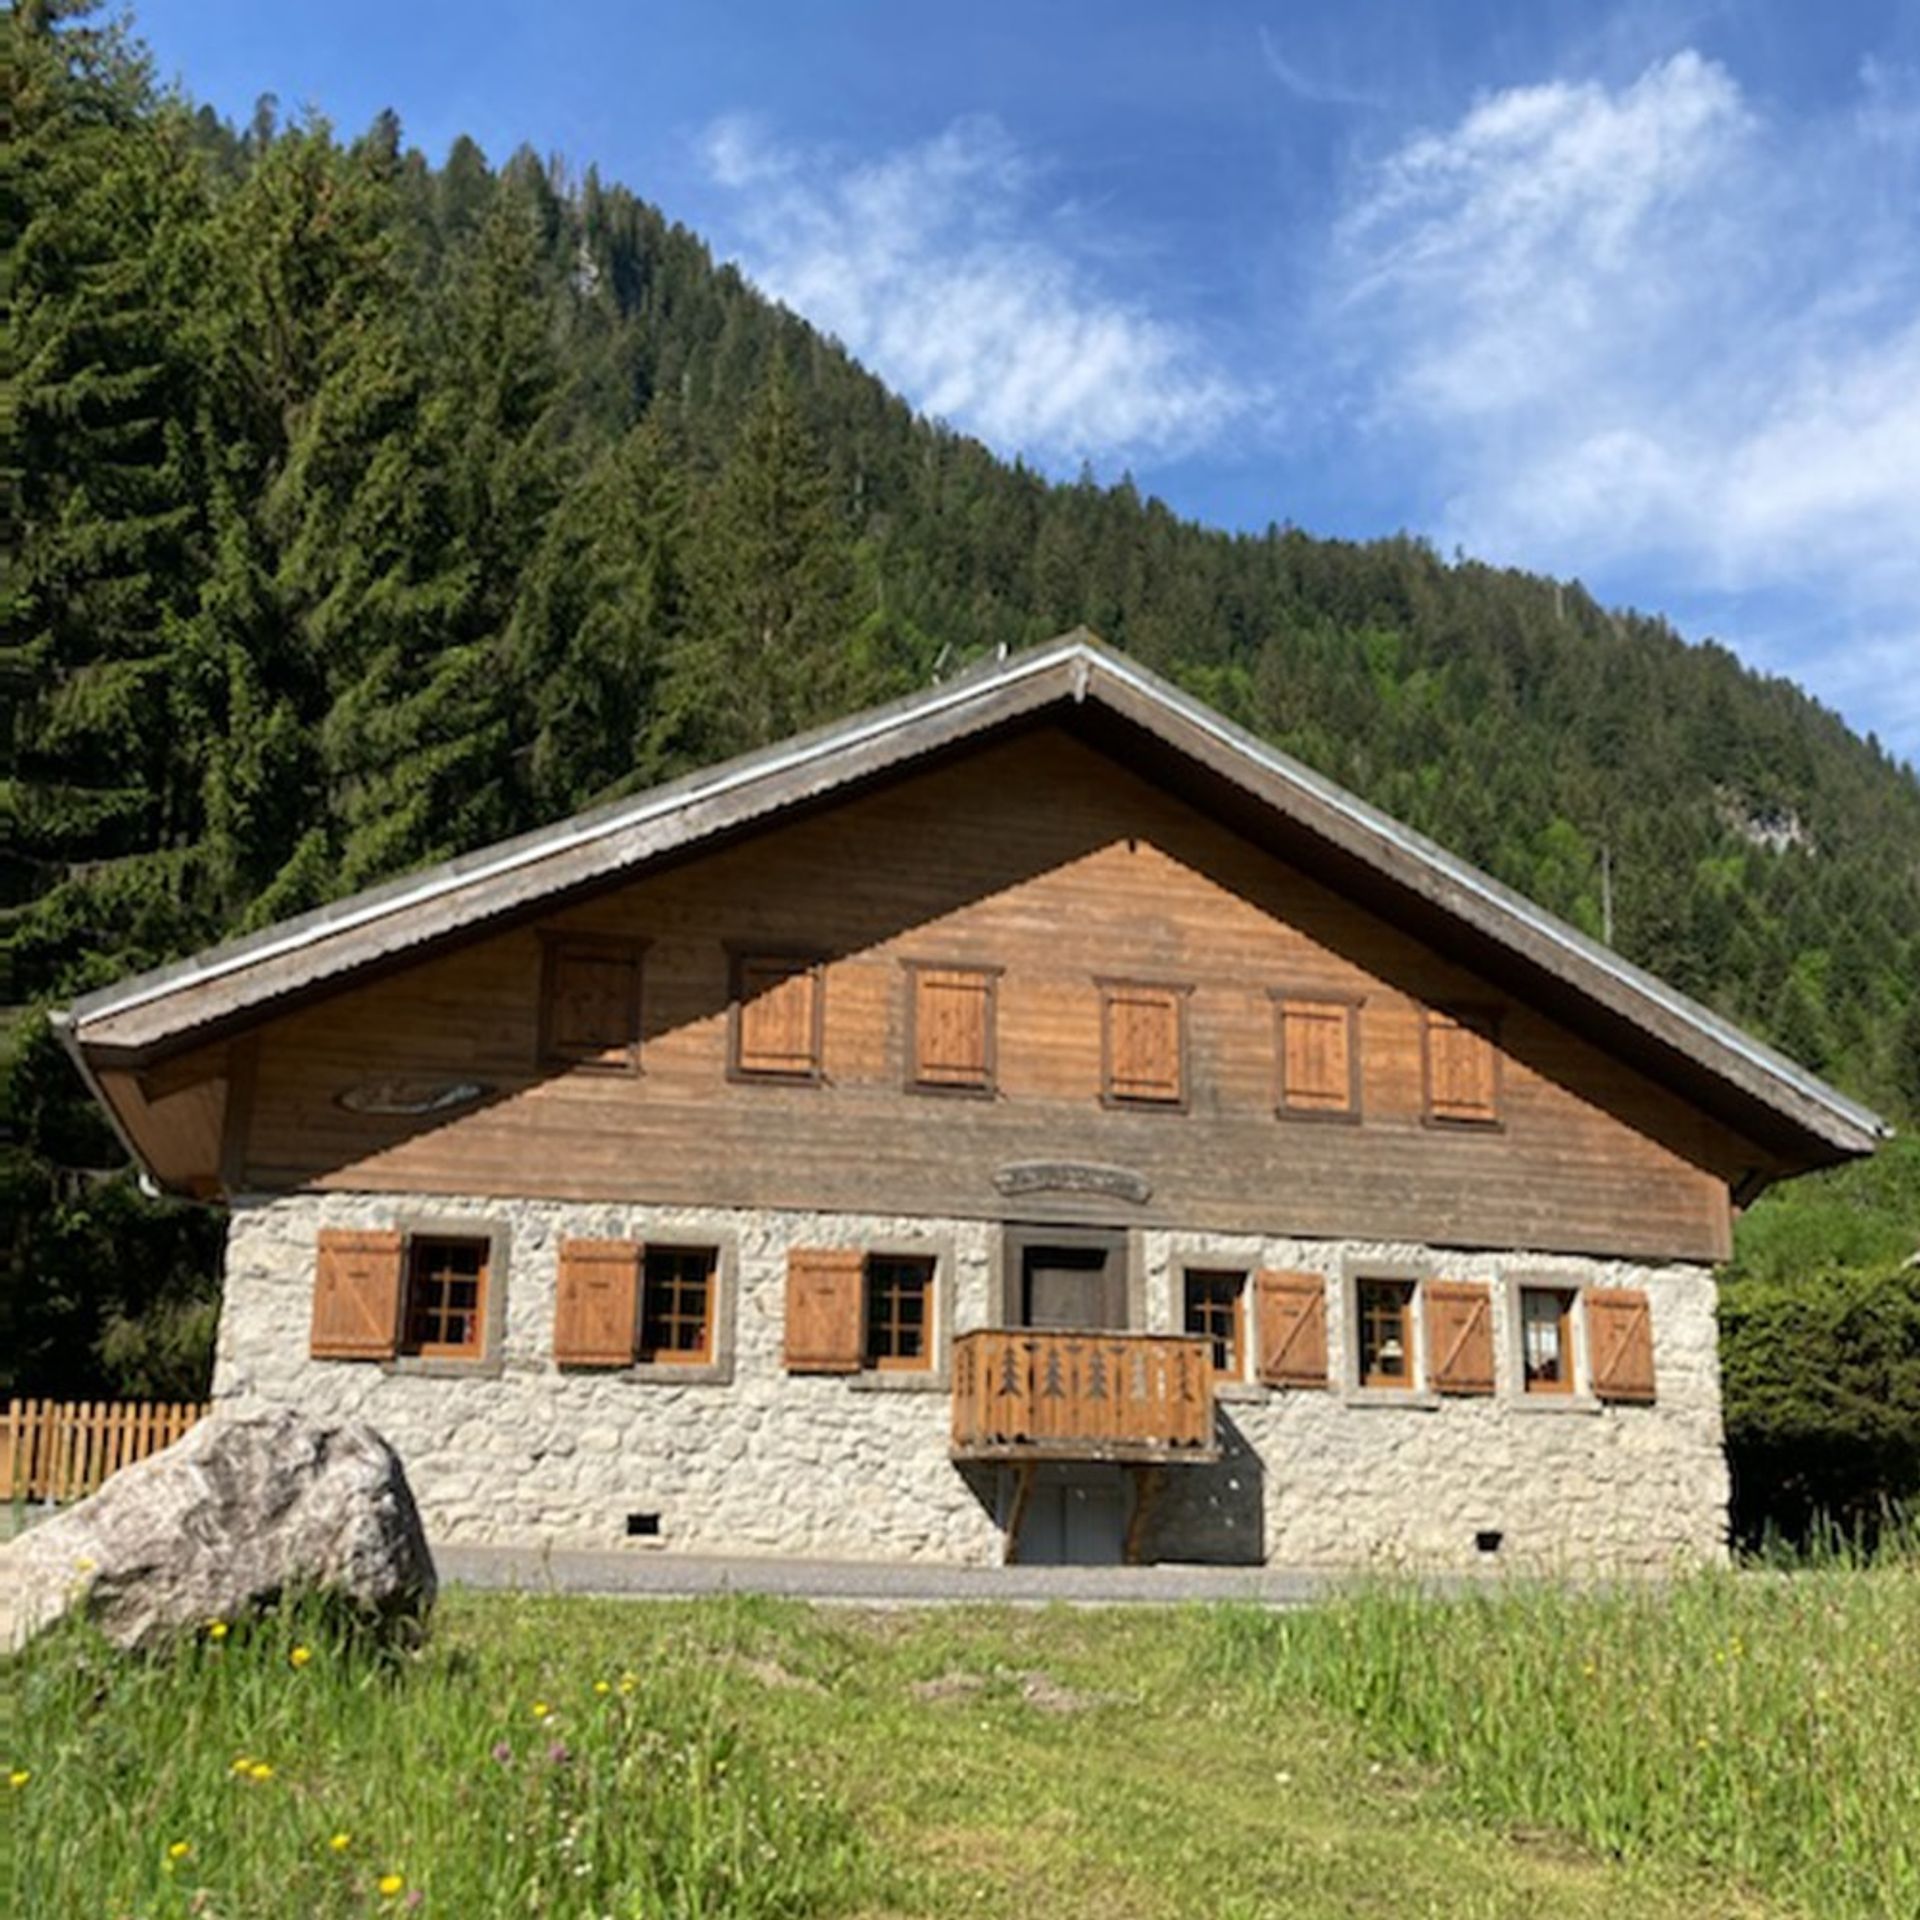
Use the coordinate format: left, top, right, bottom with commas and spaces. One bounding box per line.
1007, 1464, 1132, 1566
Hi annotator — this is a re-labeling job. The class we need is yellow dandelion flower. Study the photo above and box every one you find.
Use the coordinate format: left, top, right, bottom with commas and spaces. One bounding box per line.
289, 1644, 312, 1669
377, 1872, 405, 1897
167, 1840, 192, 1861
206, 1620, 229, 1641
593, 1680, 610, 1696
7, 1769, 29, 1789
531, 1701, 551, 1720
247, 1762, 275, 1783
230, 1755, 253, 1775
328, 1831, 352, 1853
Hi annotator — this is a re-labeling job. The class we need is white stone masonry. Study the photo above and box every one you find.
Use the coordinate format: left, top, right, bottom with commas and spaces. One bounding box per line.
215, 1193, 1729, 1572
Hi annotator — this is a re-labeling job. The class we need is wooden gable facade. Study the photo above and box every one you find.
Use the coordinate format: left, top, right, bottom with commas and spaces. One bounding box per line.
61, 634, 1881, 1262
194, 726, 1752, 1260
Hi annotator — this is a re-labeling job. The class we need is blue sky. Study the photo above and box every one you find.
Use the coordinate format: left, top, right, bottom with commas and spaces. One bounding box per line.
134, 0, 1920, 766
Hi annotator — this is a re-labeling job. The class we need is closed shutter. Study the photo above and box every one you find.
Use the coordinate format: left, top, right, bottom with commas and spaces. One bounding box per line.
1426, 1009, 1499, 1124
554, 1239, 642, 1367
1279, 998, 1357, 1115
913, 967, 993, 1090
784, 1248, 864, 1372
1425, 1280, 1495, 1395
311, 1229, 404, 1360
544, 943, 641, 1071
1255, 1269, 1329, 1388
736, 958, 820, 1077
1589, 1289, 1656, 1402
1105, 984, 1184, 1104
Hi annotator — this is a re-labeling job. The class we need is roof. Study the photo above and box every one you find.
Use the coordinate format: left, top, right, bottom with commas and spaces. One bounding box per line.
56, 629, 1888, 1168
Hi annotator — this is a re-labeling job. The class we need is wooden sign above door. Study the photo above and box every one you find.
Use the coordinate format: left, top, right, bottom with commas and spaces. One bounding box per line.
992, 1162, 1152, 1205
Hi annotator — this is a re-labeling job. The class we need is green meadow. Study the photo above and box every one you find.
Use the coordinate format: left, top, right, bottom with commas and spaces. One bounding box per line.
6, 1575, 1916, 1919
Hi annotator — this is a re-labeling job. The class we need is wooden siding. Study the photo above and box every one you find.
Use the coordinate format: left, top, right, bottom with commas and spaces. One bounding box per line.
232, 729, 1750, 1261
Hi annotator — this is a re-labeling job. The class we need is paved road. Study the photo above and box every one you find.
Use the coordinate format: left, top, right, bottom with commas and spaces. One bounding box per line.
432, 1542, 1339, 1607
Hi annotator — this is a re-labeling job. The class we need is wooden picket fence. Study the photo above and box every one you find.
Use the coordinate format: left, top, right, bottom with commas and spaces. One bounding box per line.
1, 1398, 208, 1504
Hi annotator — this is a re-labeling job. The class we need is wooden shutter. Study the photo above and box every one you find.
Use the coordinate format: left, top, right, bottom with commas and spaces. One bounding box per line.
735, 957, 821, 1078
912, 967, 994, 1090
542, 940, 641, 1072
1589, 1289, 1656, 1402
784, 1248, 864, 1372
1278, 998, 1357, 1116
1425, 1009, 1499, 1124
1425, 1280, 1495, 1395
1105, 983, 1184, 1104
1255, 1270, 1328, 1388
554, 1238, 642, 1367
311, 1229, 404, 1360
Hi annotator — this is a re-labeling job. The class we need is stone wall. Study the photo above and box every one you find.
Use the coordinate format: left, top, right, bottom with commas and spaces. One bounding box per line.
214, 1193, 1729, 1571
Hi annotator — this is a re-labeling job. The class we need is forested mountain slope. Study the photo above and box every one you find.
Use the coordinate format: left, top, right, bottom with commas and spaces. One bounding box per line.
5, 3, 1918, 1407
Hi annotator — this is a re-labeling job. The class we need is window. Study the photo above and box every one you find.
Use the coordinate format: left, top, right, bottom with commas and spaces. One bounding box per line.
1424, 1007, 1501, 1126
1183, 1270, 1246, 1380
906, 963, 998, 1095
863, 1255, 935, 1370
540, 935, 643, 1073
786, 1246, 944, 1376
403, 1237, 489, 1360
1356, 1278, 1416, 1390
1520, 1286, 1575, 1395
1100, 979, 1188, 1107
731, 953, 823, 1081
312, 1226, 502, 1365
638, 1246, 716, 1364
1274, 995, 1361, 1120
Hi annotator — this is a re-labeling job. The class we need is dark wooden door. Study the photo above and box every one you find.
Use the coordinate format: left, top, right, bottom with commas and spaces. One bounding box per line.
1020, 1244, 1128, 1330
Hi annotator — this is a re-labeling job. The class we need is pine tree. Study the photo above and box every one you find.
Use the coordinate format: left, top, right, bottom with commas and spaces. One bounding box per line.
2, 0, 210, 998
662, 356, 859, 762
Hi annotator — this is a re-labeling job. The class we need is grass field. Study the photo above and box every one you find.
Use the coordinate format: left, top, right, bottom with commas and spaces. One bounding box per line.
5, 1574, 1914, 1919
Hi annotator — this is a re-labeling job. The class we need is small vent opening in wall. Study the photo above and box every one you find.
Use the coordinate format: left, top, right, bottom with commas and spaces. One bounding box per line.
1474, 1529, 1503, 1555
626, 1512, 662, 1539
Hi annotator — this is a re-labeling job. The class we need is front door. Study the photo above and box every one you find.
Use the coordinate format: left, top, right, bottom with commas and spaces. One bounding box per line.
1020, 1242, 1128, 1331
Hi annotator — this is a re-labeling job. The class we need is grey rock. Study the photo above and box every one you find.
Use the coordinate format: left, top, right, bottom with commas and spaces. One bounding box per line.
0, 1409, 435, 1653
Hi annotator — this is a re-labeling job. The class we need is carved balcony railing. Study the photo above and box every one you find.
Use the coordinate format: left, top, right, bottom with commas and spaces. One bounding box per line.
950, 1329, 1218, 1464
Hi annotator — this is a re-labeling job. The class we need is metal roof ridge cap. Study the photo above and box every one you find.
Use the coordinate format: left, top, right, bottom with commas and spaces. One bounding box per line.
1084, 650, 1888, 1142
69, 638, 1092, 1032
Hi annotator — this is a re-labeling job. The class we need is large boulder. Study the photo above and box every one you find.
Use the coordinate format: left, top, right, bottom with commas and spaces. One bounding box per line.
0, 1409, 436, 1653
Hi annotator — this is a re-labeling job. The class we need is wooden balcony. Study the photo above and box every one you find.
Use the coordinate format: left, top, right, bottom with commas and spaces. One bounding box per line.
950, 1329, 1218, 1464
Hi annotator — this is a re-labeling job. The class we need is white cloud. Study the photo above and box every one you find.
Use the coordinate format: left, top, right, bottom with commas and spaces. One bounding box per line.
698, 114, 1249, 468
1328, 51, 1920, 762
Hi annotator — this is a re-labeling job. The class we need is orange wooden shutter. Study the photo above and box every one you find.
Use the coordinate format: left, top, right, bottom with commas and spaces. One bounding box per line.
737, 958, 820, 1076
311, 1229, 404, 1360
554, 1239, 642, 1367
545, 944, 640, 1070
914, 968, 993, 1089
1589, 1289, 1656, 1402
1255, 1270, 1328, 1388
1425, 1280, 1495, 1395
785, 1248, 864, 1372
1279, 999, 1356, 1114
1106, 984, 1183, 1103
1426, 1009, 1499, 1123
